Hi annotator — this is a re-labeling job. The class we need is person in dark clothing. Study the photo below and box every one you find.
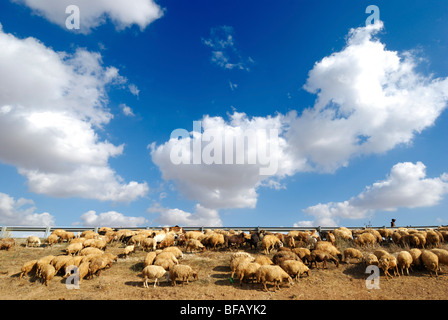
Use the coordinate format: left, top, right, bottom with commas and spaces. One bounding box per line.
391, 219, 396, 227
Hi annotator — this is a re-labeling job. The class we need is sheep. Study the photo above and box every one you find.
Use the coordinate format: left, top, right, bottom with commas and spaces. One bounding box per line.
421, 250, 439, 277
153, 252, 179, 271
46, 234, 59, 247
396, 251, 413, 276
88, 256, 114, 278
409, 248, 423, 268
158, 234, 176, 249
66, 242, 83, 256
291, 247, 311, 264
255, 265, 294, 292
425, 230, 441, 248
26, 236, 41, 248
332, 227, 353, 241
142, 237, 157, 251
279, 259, 310, 281
235, 261, 261, 285
364, 253, 379, 267
142, 265, 169, 288
430, 248, 448, 271
203, 233, 225, 250
80, 247, 104, 256
169, 264, 199, 286
272, 251, 300, 265
40, 264, 56, 286
36, 255, 55, 276
309, 250, 339, 269
230, 251, 254, 262
51, 255, 73, 275
19, 260, 38, 279
122, 245, 135, 258
314, 241, 342, 261
59, 231, 75, 243
0, 238, 15, 250
254, 255, 274, 266
83, 238, 107, 250
355, 232, 377, 247
230, 256, 254, 279
144, 252, 157, 267
373, 249, 390, 260
343, 248, 363, 263
261, 234, 283, 254
185, 239, 206, 253
162, 246, 183, 259
378, 254, 399, 280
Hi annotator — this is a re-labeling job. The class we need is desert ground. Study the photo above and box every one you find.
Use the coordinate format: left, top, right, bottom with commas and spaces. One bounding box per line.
1, 237, 447, 301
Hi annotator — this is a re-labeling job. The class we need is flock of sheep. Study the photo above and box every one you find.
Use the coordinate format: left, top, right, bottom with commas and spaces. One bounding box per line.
3, 225, 448, 292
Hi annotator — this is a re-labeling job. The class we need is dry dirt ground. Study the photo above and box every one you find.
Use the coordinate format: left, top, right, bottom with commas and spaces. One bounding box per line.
1, 239, 448, 301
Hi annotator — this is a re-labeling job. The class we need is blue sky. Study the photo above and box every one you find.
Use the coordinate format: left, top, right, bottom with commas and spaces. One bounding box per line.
0, 0, 448, 229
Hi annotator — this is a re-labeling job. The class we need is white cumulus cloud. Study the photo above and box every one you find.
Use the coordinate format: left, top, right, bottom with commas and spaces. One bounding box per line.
12, 0, 164, 33
148, 203, 222, 227
0, 192, 55, 226
298, 162, 448, 227
0, 26, 148, 202
78, 210, 147, 227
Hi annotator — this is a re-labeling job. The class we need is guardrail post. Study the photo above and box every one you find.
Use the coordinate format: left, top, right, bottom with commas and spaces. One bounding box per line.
44, 226, 51, 238
0, 226, 7, 238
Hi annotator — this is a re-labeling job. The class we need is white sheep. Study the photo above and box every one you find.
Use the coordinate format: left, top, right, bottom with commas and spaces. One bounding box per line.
343, 248, 363, 264
20, 260, 38, 279
261, 234, 283, 254
40, 264, 56, 286
185, 239, 205, 253
430, 248, 448, 270
144, 252, 157, 267
142, 265, 169, 288
122, 245, 135, 258
255, 265, 294, 292
230, 255, 254, 279
169, 264, 199, 286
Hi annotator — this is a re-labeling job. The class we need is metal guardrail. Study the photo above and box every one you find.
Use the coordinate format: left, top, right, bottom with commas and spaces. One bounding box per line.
1, 224, 445, 238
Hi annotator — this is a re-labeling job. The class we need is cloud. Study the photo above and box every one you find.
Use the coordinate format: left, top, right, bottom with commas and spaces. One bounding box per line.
120, 103, 135, 117
299, 162, 448, 226
128, 84, 140, 97
0, 26, 148, 202
285, 22, 448, 173
0, 192, 55, 226
150, 112, 294, 210
202, 26, 253, 71
78, 210, 147, 227
148, 203, 222, 227
12, 0, 164, 33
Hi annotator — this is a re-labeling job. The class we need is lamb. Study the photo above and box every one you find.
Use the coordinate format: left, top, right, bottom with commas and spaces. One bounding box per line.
185, 239, 206, 253
40, 264, 56, 286
66, 242, 83, 256
26, 236, 41, 248
343, 248, 363, 263
261, 234, 283, 254
142, 265, 169, 288
314, 241, 342, 260
19, 260, 38, 279
51, 255, 73, 275
255, 265, 294, 292
421, 250, 439, 277
77, 261, 90, 284
279, 259, 310, 281
235, 261, 261, 285
36, 255, 55, 276
169, 264, 199, 286
396, 251, 413, 276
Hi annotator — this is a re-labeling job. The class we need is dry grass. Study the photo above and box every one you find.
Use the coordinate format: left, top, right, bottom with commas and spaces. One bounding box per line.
1, 239, 448, 300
